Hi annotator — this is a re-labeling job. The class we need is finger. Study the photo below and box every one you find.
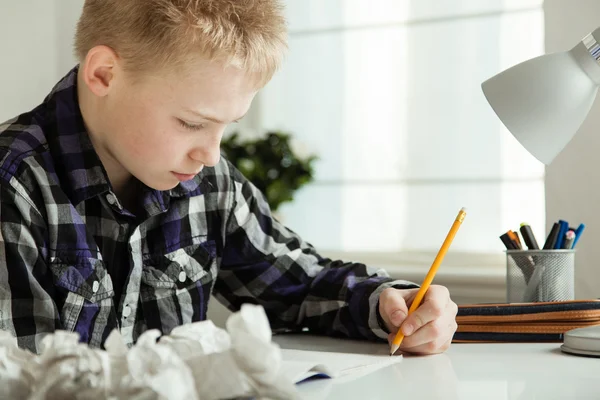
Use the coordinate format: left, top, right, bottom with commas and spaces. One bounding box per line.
401, 285, 451, 336
402, 335, 453, 356
379, 288, 412, 331
401, 319, 456, 354
387, 333, 394, 346
401, 315, 457, 350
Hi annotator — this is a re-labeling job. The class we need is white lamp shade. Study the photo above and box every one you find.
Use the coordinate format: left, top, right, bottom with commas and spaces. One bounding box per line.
482, 46, 600, 165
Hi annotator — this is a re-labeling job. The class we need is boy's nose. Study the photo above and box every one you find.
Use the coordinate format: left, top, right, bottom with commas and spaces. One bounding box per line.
189, 145, 221, 167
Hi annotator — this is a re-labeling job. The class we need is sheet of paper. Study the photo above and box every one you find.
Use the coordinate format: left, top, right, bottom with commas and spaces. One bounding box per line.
281, 348, 402, 384
280, 360, 334, 383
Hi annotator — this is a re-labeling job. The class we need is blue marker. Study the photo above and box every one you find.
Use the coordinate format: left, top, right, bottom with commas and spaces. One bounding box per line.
554, 220, 569, 249
572, 223, 586, 248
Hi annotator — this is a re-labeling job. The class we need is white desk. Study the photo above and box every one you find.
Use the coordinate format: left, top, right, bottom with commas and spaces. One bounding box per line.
273, 335, 600, 400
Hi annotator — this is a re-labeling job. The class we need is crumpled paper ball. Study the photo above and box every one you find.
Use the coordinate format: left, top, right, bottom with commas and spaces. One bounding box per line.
107, 330, 199, 400
0, 330, 36, 399
0, 304, 300, 400
33, 331, 110, 400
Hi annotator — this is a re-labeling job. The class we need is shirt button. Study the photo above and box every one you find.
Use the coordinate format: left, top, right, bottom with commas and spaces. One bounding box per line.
178, 271, 187, 283
106, 193, 117, 206
123, 305, 132, 318
92, 281, 100, 293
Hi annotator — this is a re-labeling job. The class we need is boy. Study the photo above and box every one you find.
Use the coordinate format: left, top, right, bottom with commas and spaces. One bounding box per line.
0, 0, 457, 355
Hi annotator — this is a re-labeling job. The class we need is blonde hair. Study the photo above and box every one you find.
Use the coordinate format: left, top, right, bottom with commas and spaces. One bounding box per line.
74, 0, 287, 86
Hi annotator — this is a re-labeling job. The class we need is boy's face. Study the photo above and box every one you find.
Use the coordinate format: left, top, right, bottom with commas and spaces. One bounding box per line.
94, 57, 257, 191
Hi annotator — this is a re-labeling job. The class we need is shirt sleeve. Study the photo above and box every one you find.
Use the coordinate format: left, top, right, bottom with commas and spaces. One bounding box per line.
0, 184, 59, 353
213, 166, 418, 341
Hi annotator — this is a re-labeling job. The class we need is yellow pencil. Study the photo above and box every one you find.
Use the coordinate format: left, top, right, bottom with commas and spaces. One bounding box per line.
389, 207, 467, 356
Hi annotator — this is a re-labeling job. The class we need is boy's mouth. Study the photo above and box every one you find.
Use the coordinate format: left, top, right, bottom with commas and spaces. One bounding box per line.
172, 172, 197, 182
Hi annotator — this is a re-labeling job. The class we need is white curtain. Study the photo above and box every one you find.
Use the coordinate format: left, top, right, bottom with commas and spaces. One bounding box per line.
246, 0, 545, 254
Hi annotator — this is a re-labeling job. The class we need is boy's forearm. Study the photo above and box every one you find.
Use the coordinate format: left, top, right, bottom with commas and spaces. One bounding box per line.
218, 165, 423, 340
293, 263, 419, 340
216, 250, 418, 340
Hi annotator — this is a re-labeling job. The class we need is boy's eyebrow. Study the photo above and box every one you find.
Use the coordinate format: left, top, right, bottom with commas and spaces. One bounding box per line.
183, 108, 247, 124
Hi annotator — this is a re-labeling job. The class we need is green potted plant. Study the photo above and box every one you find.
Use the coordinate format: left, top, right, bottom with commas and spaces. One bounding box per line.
220, 131, 317, 213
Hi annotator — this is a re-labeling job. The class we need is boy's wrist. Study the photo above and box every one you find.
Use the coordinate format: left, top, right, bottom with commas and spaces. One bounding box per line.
369, 281, 420, 339
376, 300, 390, 334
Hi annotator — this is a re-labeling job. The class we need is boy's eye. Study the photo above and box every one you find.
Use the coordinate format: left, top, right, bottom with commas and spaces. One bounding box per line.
178, 119, 206, 131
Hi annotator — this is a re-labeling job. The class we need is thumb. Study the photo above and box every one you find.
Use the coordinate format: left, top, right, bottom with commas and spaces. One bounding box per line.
379, 288, 410, 332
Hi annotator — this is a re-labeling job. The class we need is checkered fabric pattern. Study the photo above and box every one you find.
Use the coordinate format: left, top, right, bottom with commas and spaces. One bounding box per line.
0, 67, 417, 354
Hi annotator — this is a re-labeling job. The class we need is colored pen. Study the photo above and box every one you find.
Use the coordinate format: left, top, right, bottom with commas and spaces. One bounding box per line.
390, 207, 466, 356
554, 220, 569, 249
519, 223, 539, 250
543, 223, 560, 249
572, 223, 586, 248
500, 233, 518, 250
504, 230, 534, 282
562, 230, 576, 249
513, 231, 523, 249
506, 231, 522, 249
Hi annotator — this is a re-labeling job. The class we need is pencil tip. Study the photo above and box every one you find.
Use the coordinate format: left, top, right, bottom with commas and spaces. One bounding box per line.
390, 344, 399, 356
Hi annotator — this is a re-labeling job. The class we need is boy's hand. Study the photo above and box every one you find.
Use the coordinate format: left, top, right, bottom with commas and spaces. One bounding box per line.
378, 285, 458, 355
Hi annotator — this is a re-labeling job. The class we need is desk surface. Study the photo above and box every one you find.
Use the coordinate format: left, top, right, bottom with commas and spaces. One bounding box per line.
273, 335, 600, 400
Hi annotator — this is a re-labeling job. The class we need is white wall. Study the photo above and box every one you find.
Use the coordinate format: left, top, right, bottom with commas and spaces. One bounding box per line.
1, 3, 58, 121
0, 1, 82, 123
55, 0, 85, 73
544, 0, 600, 299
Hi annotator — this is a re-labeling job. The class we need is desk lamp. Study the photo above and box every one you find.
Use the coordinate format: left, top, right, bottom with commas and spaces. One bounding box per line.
482, 27, 600, 165
482, 27, 600, 357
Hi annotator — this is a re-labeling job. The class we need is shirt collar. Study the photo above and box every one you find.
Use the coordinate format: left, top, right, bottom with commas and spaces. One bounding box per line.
46, 66, 207, 208
45, 66, 111, 206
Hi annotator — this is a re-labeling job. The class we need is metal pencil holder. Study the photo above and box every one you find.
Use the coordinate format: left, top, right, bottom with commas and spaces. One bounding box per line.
506, 250, 575, 303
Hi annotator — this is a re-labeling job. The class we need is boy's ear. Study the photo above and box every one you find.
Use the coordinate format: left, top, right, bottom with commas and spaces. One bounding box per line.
81, 45, 120, 97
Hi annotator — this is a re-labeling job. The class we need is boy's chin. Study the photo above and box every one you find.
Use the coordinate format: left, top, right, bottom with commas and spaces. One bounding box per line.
153, 182, 181, 191
137, 176, 180, 192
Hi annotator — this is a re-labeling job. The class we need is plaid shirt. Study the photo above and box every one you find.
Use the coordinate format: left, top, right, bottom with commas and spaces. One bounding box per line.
0, 68, 416, 354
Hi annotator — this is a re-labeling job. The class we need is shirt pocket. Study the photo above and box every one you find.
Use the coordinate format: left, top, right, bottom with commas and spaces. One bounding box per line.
49, 255, 115, 346
141, 239, 217, 330
142, 240, 217, 289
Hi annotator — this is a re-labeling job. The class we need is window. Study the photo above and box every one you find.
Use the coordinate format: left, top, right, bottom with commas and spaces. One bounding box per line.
241, 0, 545, 259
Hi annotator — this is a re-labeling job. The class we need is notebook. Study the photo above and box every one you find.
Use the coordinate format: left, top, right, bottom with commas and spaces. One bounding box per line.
280, 348, 402, 384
